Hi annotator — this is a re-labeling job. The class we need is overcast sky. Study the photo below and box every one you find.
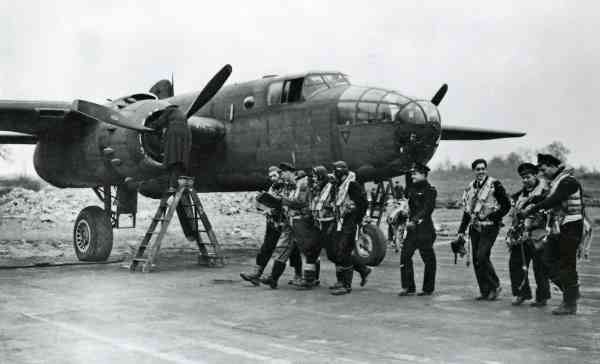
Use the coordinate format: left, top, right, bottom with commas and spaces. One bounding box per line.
1, 0, 598, 176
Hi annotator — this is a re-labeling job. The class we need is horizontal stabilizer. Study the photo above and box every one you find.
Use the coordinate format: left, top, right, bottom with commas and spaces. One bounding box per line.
0, 131, 37, 144
441, 125, 525, 140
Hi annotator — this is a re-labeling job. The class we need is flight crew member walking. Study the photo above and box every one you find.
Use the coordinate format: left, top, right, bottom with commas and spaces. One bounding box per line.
507, 163, 551, 307
157, 105, 192, 191
330, 161, 369, 296
240, 166, 286, 286
259, 163, 304, 289
398, 163, 437, 296
458, 159, 511, 300
519, 154, 584, 315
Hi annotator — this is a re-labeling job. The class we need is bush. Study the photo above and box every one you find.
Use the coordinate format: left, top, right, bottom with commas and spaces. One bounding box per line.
0, 175, 45, 192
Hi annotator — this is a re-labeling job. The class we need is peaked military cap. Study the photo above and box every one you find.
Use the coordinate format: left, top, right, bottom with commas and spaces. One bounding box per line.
332, 160, 348, 169
517, 162, 538, 176
278, 162, 296, 172
537, 153, 561, 167
410, 162, 430, 174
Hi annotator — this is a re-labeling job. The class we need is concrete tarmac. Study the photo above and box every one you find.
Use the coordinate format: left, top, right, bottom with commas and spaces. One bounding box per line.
1, 242, 599, 364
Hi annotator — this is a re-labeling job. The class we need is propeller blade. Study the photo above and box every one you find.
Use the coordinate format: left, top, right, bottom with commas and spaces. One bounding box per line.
186, 64, 232, 118
431, 83, 448, 106
72, 99, 154, 132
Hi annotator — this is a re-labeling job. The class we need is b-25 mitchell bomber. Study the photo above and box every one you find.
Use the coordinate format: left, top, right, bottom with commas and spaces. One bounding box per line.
0, 64, 524, 262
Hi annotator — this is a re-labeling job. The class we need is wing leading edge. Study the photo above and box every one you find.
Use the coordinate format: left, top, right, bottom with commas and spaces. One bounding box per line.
441, 125, 525, 140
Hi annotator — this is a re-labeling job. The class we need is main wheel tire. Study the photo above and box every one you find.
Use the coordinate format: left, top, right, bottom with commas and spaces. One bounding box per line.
353, 223, 387, 267
73, 206, 113, 261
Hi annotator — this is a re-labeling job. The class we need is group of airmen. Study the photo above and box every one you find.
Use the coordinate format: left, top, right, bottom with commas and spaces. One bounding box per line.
240, 153, 589, 315
240, 160, 372, 295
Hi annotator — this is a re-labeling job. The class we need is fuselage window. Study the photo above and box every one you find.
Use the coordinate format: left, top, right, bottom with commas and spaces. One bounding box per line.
267, 81, 283, 106
243, 96, 255, 109
281, 78, 304, 103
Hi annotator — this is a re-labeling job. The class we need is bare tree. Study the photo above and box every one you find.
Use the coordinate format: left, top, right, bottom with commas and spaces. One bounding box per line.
0, 145, 9, 161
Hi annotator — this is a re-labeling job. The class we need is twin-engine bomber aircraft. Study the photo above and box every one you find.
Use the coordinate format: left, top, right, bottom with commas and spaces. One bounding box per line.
0, 65, 524, 261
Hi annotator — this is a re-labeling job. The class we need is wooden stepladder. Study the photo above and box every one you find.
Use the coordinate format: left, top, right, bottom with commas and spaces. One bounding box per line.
130, 176, 225, 272
368, 179, 394, 226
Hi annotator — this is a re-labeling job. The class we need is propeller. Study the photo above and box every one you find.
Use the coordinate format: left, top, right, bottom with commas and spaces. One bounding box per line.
431, 83, 448, 106
186, 64, 232, 118
72, 64, 233, 132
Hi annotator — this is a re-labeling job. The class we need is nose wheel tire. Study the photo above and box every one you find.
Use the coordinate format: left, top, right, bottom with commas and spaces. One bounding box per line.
73, 206, 113, 261
353, 223, 387, 267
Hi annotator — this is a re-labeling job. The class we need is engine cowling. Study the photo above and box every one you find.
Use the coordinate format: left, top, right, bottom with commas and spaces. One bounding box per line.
34, 100, 170, 187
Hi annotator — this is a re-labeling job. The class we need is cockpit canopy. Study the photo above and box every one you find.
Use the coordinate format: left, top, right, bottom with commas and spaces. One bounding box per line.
338, 87, 441, 126
267, 72, 350, 105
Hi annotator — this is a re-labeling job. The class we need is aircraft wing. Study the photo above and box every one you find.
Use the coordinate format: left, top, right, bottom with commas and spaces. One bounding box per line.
441, 125, 525, 140
0, 131, 37, 144
0, 100, 74, 137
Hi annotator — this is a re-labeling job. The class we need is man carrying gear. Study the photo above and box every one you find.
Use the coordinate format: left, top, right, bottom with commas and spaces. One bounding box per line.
457, 158, 511, 301
519, 154, 585, 315
507, 163, 551, 307
259, 163, 306, 289
330, 161, 370, 295
398, 163, 438, 296
240, 166, 286, 286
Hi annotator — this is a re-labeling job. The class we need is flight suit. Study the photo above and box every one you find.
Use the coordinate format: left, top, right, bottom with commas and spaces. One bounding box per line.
459, 176, 511, 299
400, 180, 437, 294
331, 172, 368, 295
240, 181, 286, 286
508, 181, 551, 303
525, 166, 584, 314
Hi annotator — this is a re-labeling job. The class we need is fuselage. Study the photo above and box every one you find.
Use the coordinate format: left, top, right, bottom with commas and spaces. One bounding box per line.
168, 70, 442, 191
32, 70, 442, 194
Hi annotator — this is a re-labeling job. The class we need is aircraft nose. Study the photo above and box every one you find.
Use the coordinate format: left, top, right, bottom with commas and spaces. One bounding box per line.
394, 100, 441, 164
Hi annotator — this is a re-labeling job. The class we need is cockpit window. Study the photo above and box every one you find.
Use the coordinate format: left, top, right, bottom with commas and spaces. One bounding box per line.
302, 75, 328, 99
322, 73, 350, 87
417, 101, 441, 124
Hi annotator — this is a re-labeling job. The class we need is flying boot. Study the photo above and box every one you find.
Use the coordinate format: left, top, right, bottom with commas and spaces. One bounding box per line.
260, 261, 286, 289
552, 285, 579, 315
331, 267, 353, 295
356, 264, 372, 287
329, 266, 344, 290
240, 265, 264, 286
296, 267, 317, 290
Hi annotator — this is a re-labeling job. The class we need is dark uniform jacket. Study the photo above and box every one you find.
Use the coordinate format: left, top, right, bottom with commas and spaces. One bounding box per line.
405, 180, 437, 247
344, 181, 368, 225
163, 108, 192, 168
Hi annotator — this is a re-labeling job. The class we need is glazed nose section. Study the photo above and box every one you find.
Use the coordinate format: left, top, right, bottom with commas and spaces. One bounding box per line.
394, 100, 441, 163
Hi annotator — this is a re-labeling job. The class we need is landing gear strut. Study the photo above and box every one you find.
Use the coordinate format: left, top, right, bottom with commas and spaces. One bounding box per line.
72, 184, 137, 261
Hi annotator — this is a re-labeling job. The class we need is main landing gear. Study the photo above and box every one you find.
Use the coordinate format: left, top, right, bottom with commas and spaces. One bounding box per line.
72, 184, 137, 261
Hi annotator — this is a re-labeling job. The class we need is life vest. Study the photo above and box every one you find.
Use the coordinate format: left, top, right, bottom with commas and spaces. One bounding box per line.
548, 167, 582, 227
335, 171, 357, 217
462, 176, 500, 221
513, 179, 548, 239
311, 182, 334, 221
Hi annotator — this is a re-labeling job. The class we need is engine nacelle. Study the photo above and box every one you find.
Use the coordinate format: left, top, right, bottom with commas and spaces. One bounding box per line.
34, 100, 170, 188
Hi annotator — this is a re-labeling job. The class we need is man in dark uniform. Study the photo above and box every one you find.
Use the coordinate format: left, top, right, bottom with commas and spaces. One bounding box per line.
520, 154, 584, 315
154, 105, 192, 191
240, 166, 286, 286
398, 163, 437, 296
457, 158, 511, 301
330, 161, 369, 296
508, 163, 551, 306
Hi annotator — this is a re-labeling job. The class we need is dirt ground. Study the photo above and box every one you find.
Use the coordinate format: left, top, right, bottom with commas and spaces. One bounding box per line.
1, 186, 599, 363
